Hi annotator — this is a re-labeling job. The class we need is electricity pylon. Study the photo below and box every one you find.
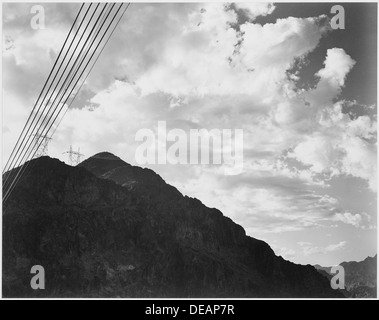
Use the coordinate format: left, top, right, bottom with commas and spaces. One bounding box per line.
63, 145, 84, 166
31, 132, 52, 158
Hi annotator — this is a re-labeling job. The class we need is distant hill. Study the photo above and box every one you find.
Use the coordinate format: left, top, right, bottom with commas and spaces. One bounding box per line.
3, 153, 343, 298
315, 255, 377, 298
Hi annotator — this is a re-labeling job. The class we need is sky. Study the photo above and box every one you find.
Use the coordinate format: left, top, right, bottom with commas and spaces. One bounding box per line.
2, 2, 377, 266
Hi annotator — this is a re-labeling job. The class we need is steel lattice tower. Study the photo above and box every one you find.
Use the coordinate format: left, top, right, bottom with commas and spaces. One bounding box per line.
63, 145, 84, 165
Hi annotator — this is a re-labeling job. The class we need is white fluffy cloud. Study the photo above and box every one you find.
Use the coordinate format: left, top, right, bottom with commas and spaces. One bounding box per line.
289, 101, 377, 191
135, 4, 329, 98
317, 48, 356, 86
234, 3, 276, 20
50, 4, 375, 233
291, 135, 342, 174
334, 212, 372, 228
2, 3, 376, 261
285, 49, 376, 191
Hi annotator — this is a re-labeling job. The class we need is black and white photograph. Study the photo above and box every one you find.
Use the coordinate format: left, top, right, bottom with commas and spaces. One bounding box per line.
1, 1, 377, 302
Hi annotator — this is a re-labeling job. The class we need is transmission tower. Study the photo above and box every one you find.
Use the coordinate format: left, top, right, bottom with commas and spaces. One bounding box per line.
31, 132, 52, 158
63, 145, 84, 166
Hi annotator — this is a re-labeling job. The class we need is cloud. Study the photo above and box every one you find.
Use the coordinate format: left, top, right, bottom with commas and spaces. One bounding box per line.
136, 5, 329, 97
54, 5, 375, 235
234, 3, 276, 20
290, 135, 343, 174
284, 49, 376, 191
289, 101, 377, 191
334, 212, 365, 228
271, 245, 297, 261
2, 3, 80, 106
174, 163, 344, 234
299, 241, 347, 256
316, 48, 356, 87
340, 136, 377, 191
2, 3, 376, 244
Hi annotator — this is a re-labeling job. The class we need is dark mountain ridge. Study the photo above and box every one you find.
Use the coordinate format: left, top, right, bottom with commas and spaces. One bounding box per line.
315, 255, 377, 298
3, 153, 343, 298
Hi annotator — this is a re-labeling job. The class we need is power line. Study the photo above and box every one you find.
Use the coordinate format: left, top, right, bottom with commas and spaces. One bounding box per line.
2, 3, 85, 175
3, 3, 105, 191
51, 3, 130, 140
2, 3, 93, 188
3, 3, 130, 204
39, 3, 123, 144
50, 4, 115, 139
31, 133, 52, 158
3, 3, 100, 186
3, 3, 105, 198
4, 4, 124, 204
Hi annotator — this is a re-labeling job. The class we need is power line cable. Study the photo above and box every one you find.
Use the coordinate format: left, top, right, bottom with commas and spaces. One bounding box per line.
3, 3, 103, 190
3, 4, 119, 205
3, 3, 129, 204
2, 3, 85, 174
2, 3, 93, 185
3, 3, 100, 185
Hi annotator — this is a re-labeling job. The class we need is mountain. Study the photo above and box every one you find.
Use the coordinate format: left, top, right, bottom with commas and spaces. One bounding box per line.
3, 153, 343, 298
315, 255, 377, 298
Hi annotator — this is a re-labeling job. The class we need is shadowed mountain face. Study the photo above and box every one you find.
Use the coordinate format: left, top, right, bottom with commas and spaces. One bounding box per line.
315, 255, 377, 298
3, 153, 343, 298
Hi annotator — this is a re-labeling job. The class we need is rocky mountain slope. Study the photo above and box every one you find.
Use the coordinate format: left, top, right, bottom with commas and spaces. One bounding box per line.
3, 153, 343, 298
315, 255, 377, 298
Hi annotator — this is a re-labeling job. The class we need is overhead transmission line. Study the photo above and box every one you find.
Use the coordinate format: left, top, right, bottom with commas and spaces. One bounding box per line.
3, 2, 129, 202
3, 3, 100, 184
3, 2, 131, 204
3, 2, 102, 194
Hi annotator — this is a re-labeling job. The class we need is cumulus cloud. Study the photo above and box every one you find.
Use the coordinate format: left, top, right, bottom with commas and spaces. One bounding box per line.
340, 136, 377, 191
317, 48, 356, 87
2, 3, 376, 254
289, 102, 377, 191
135, 4, 329, 98
234, 3, 276, 20
291, 135, 343, 174
52, 4, 375, 233
285, 49, 376, 191
333, 212, 371, 228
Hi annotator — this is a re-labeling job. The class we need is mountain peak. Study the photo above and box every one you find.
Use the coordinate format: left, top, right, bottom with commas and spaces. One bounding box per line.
4, 152, 344, 298
80, 151, 181, 198
79, 151, 130, 177
90, 152, 123, 161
